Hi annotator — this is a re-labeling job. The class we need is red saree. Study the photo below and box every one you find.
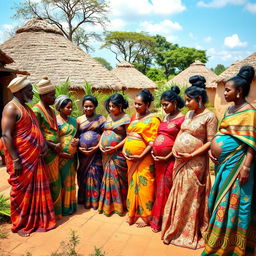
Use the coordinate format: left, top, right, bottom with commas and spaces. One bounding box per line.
150, 116, 184, 231
3, 102, 56, 235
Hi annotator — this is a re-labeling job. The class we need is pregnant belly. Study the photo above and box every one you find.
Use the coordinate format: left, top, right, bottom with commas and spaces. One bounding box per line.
210, 136, 223, 159
123, 138, 146, 156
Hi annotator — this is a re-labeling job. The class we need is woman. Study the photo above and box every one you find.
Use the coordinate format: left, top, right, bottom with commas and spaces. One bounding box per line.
202, 66, 256, 256
98, 93, 130, 216
55, 95, 78, 216
77, 95, 106, 210
123, 89, 160, 227
150, 86, 185, 232
161, 75, 218, 249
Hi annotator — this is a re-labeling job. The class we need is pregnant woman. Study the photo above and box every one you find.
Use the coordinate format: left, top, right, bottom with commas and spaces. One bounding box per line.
202, 66, 256, 256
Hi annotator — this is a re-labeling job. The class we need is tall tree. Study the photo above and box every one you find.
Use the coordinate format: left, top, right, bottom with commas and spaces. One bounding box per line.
101, 31, 156, 71
212, 64, 226, 75
14, 0, 109, 51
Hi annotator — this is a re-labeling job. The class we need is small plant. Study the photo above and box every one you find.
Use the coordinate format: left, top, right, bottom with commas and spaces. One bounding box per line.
0, 194, 10, 222
89, 247, 106, 256
51, 230, 80, 256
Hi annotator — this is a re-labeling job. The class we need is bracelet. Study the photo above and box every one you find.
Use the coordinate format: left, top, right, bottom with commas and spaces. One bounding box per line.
242, 166, 250, 172
12, 158, 20, 163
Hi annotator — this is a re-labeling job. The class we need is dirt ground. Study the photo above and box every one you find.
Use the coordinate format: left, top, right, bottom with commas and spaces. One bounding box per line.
0, 166, 203, 256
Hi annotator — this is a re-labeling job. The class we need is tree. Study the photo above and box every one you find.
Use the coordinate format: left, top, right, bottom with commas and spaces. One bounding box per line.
101, 31, 156, 72
212, 64, 226, 75
14, 0, 109, 51
146, 68, 165, 82
94, 57, 112, 70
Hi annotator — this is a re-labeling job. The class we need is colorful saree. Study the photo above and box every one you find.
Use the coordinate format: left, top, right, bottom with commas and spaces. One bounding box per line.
98, 114, 130, 216
58, 116, 77, 216
150, 116, 184, 231
4, 102, 56, 235
77, 114, 106, 209
33, 102, 62, 219
123, 113, 160, 224
202, 109, 256, 256
162, 109, 218, 249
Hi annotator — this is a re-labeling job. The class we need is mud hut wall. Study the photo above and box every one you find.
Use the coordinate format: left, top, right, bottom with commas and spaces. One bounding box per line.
206, 87, 216, 107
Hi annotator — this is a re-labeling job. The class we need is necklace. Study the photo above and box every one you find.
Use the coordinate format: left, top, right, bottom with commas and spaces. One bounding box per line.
231, 102, 248, 113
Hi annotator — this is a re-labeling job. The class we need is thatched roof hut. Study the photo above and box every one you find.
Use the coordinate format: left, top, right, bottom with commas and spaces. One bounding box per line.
167, 60, 218, 106
214, 52, 256, 118
0, 18, 124, 92
111, 61, 157, 99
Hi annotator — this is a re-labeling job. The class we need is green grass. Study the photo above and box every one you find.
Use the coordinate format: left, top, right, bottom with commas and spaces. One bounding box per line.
0, 194, 10, 222
89, 247, 106, 256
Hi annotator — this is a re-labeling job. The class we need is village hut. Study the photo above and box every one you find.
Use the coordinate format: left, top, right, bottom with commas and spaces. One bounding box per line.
213, 52, 256, 119
111, 61, 157, 100
0, 18, 125, 103
167, 60, 218, 107
0, 49, 29, 135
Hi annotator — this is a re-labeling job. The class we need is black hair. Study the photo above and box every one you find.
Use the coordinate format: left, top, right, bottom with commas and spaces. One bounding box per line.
82, 95, 98, 107
105, 93, 129, 113
227, 65, 255, 97
59, 98, 72, 110
161, 86, 185, 109
185, 75, 208, 104
136, 89, 154, 107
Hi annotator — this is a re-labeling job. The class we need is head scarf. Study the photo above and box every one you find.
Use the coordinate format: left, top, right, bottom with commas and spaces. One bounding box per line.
36, 77, 55, 95
8, 76, 31, 93
55, 95, 70, 111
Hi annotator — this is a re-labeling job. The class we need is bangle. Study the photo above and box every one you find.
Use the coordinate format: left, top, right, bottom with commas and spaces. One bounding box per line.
242, 166, 250, 172
13, 158, 20, 163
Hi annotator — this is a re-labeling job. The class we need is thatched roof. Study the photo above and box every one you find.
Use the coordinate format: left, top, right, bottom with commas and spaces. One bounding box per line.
215, 52, 256, 82
0, 49, 13, 65
167, 60, 218, 88
0, 18, 124, 90
111, 61, 157, 90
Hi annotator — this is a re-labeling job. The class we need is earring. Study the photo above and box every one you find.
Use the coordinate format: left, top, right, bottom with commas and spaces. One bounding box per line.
199, 101, 202, 109
237, 93, 240, 98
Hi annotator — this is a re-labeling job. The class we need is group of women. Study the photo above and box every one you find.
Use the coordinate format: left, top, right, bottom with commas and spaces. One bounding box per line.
40, 65, 255, 256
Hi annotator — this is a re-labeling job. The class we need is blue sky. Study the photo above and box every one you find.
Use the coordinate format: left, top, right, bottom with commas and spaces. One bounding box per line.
0, 0, 256, 69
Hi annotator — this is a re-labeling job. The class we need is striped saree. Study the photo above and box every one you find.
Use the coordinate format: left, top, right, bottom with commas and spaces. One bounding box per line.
4, 102, 56, 235
33, 102, 62, 219
202, 109, 256, 256
58, 116, 77, 216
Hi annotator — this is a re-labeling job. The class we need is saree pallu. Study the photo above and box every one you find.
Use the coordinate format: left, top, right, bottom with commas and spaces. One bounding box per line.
162, 110, 218, 249
4, 103, 56, 235
33, 102, 62, 219
98, 114, 130, 216
124, 114, 160, 223
77, 114, 105, 209
150, 116, 184, 231
58, 116, 77, 216
202, 109, 256, 256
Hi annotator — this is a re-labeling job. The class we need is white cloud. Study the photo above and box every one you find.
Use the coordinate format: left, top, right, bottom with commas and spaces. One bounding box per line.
204, 36, 213, 43
224, 34, 247, 48
108, 19, 126, 30
197, 0, 246, 8
189, 32, 197, 40
151, 0, 186, 15
245, 2, 256, 13
139, 19, 182, 35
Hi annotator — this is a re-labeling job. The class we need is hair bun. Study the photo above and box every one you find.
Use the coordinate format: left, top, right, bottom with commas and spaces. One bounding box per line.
189, 75, 206, 89
237, 66, 255, 84
141, 89, 154, 102
170, 85, 180, 95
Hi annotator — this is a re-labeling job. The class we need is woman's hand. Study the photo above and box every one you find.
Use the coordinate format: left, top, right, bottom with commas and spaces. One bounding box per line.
13, 158, 22, 176
103, 146, 117, 155
238, 166, 250, 185
208, 150, 219, 164
71, 138, 79, 147
151, 151, 171, 161
79, 146, 98, 156
54, 143, 62, 154
175, 152, 193, 160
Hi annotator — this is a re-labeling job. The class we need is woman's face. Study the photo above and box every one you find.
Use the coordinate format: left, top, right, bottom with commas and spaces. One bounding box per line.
161, 99, 176, 114
224, 81, 238, 102
61, 101, 72, 116
185, 95, 199, 110
109, 101, 122, 116
83, 100, 95, 117
134, 96, 148, 115
42, 90, 56, 105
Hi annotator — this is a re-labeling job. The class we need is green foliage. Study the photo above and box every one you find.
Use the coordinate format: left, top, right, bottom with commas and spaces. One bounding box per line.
51, 230, 79, 256
212, 64, 226, 75
94, 57, 112, 70
0, 194, 10, 220
89, 247, 106, 256
146, 68, 165, 82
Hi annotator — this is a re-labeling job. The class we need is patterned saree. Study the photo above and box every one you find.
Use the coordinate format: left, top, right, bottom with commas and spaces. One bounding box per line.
150, 116, 184, 231
98, 114, 130, 216
33, 102, 62, 219
124, 113, 160, 224
4, 102, 56, 235
77, 114, 106, 209
202, 109, 256, 256
58, 116, 77, 216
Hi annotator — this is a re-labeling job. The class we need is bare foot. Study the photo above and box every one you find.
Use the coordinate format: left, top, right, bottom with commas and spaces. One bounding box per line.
17, 231, 30, 237
136, 222, 149, 228
151, 228, 160, 233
